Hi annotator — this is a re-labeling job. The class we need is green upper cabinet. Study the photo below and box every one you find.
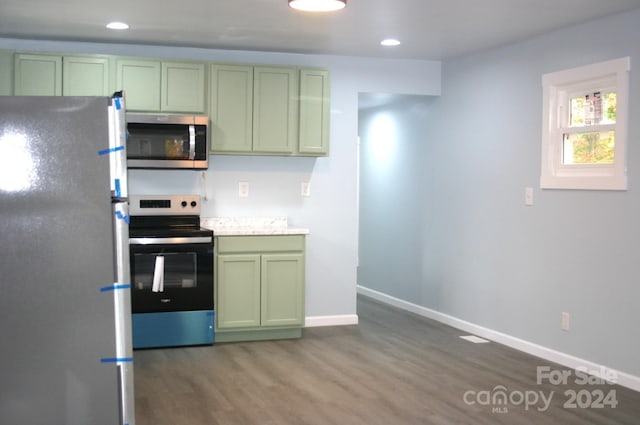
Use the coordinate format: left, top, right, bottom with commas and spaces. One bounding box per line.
14, 53, 111, 97
252, 66, 298, 154
0, 50, 13, 95
63, 56, 111, 96
161, 62, 206, 113
209, 64, 329, 156
209, 64, 297, 154
6, 51, 329, 156
209, 64, 254, 152
217, 254, 262, 329
116, 59, 161, 111
117, 58, 206, 113
298, 68, 330, 155
14, 53, 62, 96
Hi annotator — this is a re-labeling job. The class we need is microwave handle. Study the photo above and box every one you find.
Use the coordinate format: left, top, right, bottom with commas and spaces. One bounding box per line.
188, 124, 196, 160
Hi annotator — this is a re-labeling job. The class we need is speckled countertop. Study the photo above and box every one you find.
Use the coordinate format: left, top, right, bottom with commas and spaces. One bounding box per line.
201, 216, 309, 236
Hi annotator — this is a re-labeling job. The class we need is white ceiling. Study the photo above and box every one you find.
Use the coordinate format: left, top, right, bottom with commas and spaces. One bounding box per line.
1, 0, 639, 61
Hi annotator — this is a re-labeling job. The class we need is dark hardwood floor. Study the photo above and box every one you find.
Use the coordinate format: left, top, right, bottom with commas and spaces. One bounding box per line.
134, 296, 640, 424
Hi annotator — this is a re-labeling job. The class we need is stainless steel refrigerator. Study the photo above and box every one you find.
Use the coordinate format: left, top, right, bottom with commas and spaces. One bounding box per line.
0, 94, 135, 425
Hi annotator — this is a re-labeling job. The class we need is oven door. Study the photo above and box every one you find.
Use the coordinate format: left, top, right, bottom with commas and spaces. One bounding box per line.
129, 236, 213, 313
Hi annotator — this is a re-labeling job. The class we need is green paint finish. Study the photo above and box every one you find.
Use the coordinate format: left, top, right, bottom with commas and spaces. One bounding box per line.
217, 254, 261, 329
116, 58, 161, 111
0, 50, 13, 95
215, 235, 305, 341
63, 56, 111, 96
209, 64, 254, 152
117, 58, 206, 113
252, 66, 297, 154
161, 61, 206, 113
299, 68, 330, 155
215, 327, 303, 343
261, 253, 305, 327
14, 53, 62, 96
217, 235, 305, 253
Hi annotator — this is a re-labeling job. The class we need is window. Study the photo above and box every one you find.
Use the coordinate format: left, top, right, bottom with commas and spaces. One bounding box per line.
541, 57, 630, 190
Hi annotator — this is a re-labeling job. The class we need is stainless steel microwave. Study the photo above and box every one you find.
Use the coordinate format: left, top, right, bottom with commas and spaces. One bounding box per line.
126, 114, 209, 169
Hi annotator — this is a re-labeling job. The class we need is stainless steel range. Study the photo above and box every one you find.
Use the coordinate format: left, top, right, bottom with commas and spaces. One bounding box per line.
129, 194, 214, 348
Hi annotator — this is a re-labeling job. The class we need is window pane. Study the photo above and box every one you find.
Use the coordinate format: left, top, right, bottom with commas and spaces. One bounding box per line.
569, 92, 616, 127
562, 131, 615, 164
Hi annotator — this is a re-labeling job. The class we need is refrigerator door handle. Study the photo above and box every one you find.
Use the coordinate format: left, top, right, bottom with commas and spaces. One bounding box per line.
111, 93, 135, 425
113, 201, 135, 425
109, 93, 129, 200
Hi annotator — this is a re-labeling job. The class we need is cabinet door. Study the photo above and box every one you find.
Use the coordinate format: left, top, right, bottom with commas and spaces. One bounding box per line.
0, 50, 13, 95
161, 62, 206, 113
298, 68, 330, 155
253, 66, 297, 154
209, 64, 254, 153
116, 59, 161, 111
261, 253, 304, 327
217, 254, 261, 329
14, 53, 62, 96
63, 56, 111, 96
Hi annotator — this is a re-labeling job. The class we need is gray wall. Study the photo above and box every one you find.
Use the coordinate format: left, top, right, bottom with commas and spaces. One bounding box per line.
0, 37, 441, 319
359, 9, 640, 377
358, 95, 435, 302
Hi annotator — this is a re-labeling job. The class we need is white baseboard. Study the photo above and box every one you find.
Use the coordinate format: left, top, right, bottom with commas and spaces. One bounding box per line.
305, 314, 359, 328
357, 285, 640, 393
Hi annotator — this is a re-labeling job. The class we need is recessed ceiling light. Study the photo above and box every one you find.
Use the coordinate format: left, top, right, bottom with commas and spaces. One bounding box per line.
106, 22, 129, 30
380, 38, 401, 47
289, 0, 346, 12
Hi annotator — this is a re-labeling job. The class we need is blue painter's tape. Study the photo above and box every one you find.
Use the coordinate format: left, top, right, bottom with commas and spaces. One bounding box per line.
115, 210, 130, 224
114, 97, 122, 110
98, 145, 125, 156
100, 283, 132, 292
100, 357, 134, 363
115, 178, 122, 198
206, 311, 214, 317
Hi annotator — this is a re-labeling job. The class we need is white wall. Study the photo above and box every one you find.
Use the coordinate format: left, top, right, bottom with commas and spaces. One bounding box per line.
0, 37, 441, 320
358, 95, 436, 302
356, 8, 640, 383
423, 10, 640, 378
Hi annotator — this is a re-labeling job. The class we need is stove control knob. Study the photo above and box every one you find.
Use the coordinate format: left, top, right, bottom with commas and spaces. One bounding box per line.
181, 201, 187, 207
191, 201, 197, 208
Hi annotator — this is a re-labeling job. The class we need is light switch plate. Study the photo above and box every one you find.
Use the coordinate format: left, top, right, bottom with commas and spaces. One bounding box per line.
525, 187, 534, 206
301, 182, 311, 197
239, 181, 249, 198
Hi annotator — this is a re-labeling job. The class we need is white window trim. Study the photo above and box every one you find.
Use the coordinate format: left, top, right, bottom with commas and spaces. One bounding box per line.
541, 57, 630, 190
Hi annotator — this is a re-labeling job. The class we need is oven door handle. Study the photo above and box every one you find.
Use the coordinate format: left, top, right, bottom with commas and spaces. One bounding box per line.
129, 236, 212, 245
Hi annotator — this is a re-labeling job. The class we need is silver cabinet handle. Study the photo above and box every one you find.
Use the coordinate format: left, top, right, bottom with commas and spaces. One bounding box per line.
188, 124, 196, 160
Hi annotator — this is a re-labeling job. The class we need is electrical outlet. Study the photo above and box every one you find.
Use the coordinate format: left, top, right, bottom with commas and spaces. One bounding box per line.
238, 181, 249, 198
561, 312, 570, 331
301, 182, 311, 197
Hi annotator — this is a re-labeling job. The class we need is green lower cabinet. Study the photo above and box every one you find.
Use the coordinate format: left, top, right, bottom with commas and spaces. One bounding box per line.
215, 235, 305, 342
217, 254, 261, 329
261, 254, 305, 327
